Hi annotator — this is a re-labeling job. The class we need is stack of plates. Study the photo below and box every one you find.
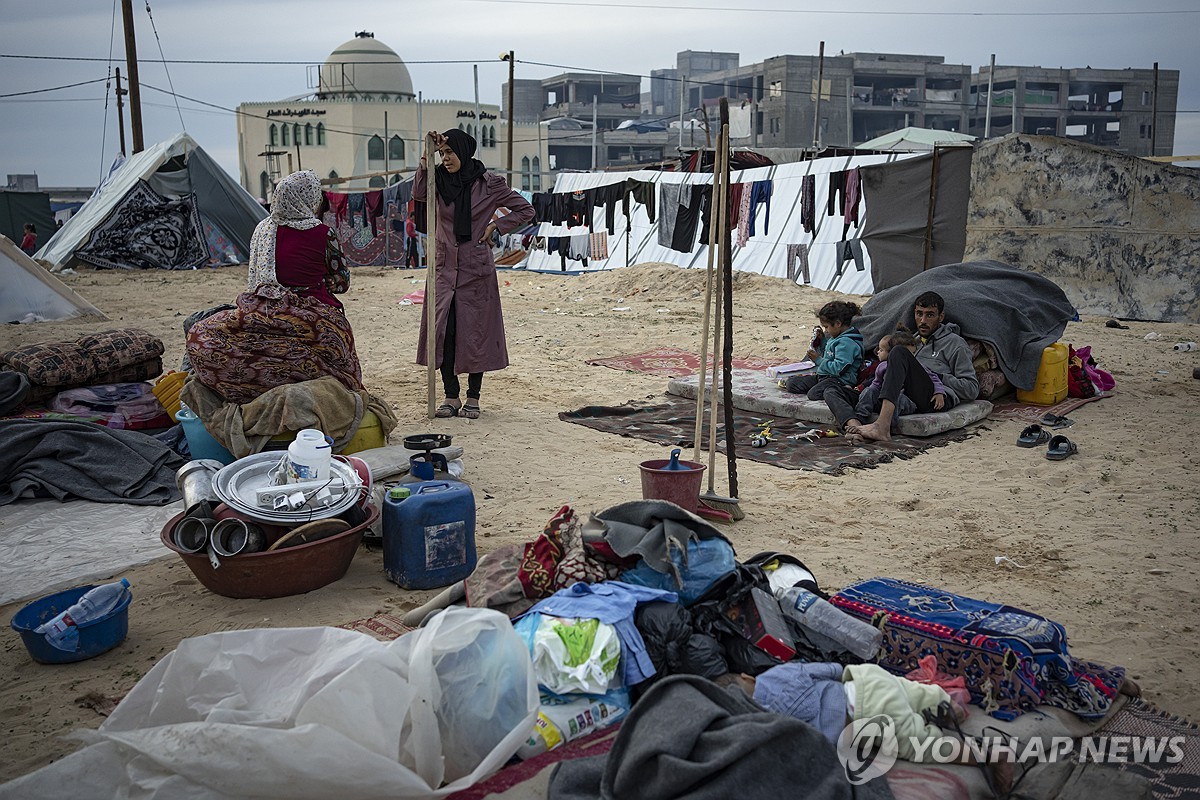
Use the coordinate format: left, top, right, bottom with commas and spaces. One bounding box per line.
212, 452, 364, 524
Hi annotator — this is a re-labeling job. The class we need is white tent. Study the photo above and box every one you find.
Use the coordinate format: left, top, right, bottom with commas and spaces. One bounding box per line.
520, 147, 973, 295
0, 235, 107, 324
36, 132, 266, 272
857, 126, 976, 152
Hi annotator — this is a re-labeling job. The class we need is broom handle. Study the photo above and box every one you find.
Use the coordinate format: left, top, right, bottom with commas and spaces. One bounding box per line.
705, 136, 728, 491
424, 132, 439, 419
719, 103, 739, 499
693, 176, 721, 463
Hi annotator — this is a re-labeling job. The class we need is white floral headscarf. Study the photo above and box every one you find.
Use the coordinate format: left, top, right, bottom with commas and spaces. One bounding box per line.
247, 170, 324, 288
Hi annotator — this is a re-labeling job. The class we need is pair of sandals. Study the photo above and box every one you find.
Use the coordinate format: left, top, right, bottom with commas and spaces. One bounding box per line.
1017, 424, 1078, 460
435, 400, 481, 419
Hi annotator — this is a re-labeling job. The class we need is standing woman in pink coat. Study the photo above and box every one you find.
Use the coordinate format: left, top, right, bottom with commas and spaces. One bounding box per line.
414, 129, 535, 419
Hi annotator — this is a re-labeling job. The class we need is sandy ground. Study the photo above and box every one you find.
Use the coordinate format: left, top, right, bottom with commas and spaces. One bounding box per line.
1, 262, 1198, 782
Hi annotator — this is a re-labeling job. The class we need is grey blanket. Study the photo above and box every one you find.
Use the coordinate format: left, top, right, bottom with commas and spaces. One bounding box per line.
0, 420, 184, 505
549, 674, 893, 800
854, 260, 1076, 391
593, 500, 729, 584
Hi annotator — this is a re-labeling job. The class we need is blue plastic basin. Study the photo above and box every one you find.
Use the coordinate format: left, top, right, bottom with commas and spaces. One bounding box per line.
10, 584, 133, 664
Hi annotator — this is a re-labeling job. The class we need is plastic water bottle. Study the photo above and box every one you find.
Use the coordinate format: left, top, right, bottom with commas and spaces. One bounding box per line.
1173, 342, 1197, 352
776, 586, 882, 661
34, 579, 131, 651
287, 429, 332, 483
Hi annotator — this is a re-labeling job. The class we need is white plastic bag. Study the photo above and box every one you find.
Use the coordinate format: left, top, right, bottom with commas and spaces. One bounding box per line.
0, 608, 537, 799
528, 615, 622, 696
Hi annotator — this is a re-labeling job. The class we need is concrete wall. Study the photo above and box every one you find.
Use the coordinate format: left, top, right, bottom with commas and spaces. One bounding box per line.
964, 133, 1200, 323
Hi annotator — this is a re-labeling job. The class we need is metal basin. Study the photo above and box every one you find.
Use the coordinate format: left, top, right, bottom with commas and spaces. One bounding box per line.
160, 503, 378, 599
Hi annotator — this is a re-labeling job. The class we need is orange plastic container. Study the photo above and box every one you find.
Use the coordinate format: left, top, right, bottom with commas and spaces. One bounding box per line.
1016, 342, 1069, 406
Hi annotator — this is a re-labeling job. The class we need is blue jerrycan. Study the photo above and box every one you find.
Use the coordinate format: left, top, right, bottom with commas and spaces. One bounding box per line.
383, 480, 477, 589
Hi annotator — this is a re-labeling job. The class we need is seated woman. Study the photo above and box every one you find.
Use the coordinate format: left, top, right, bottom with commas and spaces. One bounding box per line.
185, 170, 362, 405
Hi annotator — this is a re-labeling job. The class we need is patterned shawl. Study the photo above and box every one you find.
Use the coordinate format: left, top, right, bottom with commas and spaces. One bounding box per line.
247, 170, 323, 288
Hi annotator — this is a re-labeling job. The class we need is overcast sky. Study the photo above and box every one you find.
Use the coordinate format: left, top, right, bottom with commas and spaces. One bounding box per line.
2, 0, 1196, 187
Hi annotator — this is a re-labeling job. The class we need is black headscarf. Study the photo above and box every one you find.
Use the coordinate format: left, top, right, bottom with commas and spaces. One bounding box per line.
434, 129, 488, 243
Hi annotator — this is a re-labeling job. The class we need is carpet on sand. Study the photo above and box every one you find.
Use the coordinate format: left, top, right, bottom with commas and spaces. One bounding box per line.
988, 391, 1108, 423
560, 394, 978, 475
585, 346, 789, 378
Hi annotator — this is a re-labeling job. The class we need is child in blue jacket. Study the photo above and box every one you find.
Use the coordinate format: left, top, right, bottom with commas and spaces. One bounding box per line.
784, 301, 864, 430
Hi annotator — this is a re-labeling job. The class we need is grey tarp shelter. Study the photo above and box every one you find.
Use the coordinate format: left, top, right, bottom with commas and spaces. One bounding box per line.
0, 190, 55, 255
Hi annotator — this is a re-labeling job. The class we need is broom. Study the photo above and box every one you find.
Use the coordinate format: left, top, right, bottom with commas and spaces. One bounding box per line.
697, 111, 743, 521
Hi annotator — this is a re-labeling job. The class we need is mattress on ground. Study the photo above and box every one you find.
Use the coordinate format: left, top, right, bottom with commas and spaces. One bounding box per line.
668, 368, 992, 437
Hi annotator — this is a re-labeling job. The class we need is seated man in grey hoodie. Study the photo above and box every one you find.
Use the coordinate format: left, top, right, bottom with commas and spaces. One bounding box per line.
846, 290, 979, 442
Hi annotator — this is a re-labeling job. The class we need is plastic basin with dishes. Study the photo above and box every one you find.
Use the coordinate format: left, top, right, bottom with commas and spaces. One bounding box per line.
10, 584, 133, 664
161, 502, 378, 599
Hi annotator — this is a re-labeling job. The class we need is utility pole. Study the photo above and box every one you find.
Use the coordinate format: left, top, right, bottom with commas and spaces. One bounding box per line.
417, 91, 423, 145
384, 110, 389, 174
811, 41, 825, 150
1151, 61, 1159, 156
591, 95, 598, 170
984, 54, 995, 139
120, 0, 144, 153
504, 51, 515, 187
114, 67, 128, 155
678, 74, 687, 151
473, 64, 482, 148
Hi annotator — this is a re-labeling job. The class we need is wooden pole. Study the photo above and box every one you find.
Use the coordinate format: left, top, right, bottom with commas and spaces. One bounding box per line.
811, 42, 825, 150
425, 133, 439, 418
705, 145, 726, 482
923, 148, 941, 270
120, 0, 144, 153
719, 98, 738, 499
693, 152, 722, 463
1151, 62, 1159, 156
114, 67, 127, 156
984, 54, 995, 139
506, 50, 515, 187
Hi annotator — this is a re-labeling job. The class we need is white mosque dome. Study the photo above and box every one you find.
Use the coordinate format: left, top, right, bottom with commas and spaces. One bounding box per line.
318, 33, 414, 98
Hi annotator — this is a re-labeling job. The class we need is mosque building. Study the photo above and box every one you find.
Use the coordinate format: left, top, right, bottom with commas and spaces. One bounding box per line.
236, 32, 548, 198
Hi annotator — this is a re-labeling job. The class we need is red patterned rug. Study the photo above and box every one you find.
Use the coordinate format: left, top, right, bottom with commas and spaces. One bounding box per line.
989, 391, 1109, 423
586, 346, 789, 378
337, 613, 414, 641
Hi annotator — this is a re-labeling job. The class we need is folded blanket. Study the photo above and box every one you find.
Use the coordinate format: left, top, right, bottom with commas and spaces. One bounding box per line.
0, 419, 185, 505
180, 376, 397, 458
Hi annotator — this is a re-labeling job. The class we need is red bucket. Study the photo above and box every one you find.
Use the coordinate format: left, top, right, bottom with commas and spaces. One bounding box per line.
638, 454, 705, 513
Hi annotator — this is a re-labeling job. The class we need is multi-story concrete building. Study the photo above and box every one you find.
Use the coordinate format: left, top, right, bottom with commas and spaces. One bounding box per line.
968, 65, 1178, 157
236, 33, 546, 198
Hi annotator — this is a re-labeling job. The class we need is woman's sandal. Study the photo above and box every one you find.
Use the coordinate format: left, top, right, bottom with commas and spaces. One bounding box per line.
461, 403, 481, 419
435, 402, 459, 418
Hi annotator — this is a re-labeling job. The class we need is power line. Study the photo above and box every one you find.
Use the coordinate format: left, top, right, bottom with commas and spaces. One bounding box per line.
0, 77, 109, 98
0, 53, 491, 65
466, 0, 1199, 15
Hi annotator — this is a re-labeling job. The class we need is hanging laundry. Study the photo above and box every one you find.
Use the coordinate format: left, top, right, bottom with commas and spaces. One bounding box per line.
658, 183, 684, 249
326, 191, 350, 226
670, 184, 707, 254
565, 190, 594, 230
736, 184, 753, 247
348, 193, 366, 227
623, 179, 657, 223
800, 175, 816, 234
364, 190, 383, 236
843, 167, 862, 233
590, 231, 609, 260
786, 243, 810, 284
747, 180, 772, 237
568, 233, 591, 261
728, 104, 753, 139
836, 239, 865, 276
593, 183, 625, 235
827, 171, 846, 217
532, 192, 555, 224
728, 183, 744, 231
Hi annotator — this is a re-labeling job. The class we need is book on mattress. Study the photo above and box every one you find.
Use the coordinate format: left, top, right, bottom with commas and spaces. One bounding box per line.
766, 361, 815, 381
